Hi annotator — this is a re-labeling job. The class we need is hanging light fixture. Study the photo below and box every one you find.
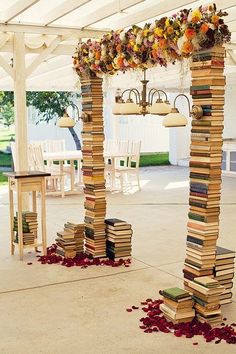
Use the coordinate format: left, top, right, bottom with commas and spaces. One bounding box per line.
112, 69, 171, 116
163, 94, 203, 128
57, 103, 91, 128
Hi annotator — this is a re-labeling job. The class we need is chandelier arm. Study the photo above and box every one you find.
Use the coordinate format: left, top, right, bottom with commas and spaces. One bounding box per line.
66, 102, 80, 118
156, 89, 168, 102
147, 88, 160, 105
129, 89, 141, 104
121, 89, 133, 99
174, 93, 191, 116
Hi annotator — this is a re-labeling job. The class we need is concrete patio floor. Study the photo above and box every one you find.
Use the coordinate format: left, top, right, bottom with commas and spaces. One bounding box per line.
0, 166, 235, 354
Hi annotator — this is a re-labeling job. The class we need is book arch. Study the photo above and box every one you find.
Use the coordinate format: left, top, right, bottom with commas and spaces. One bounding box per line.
72, 4, 231, 279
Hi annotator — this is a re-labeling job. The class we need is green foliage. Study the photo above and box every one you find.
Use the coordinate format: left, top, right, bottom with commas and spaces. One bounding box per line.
0, 102, 14, 127
0, 152, 12, 167
0, 91, 80, 123
139, 153, 170, 167
0, 128, 15, 149
27, 91, 80, 123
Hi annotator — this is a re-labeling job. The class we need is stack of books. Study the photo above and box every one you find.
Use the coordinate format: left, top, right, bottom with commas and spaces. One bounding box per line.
14, 211, 38, 245
105, 218, 132, 259
55, 229, 77, 258
81, 75, 106, 258
160, 287, 195, 324
184, 46, 225, 281
64, 222, 85, 254
214, 246, 235, 305
185, 276, 224, 326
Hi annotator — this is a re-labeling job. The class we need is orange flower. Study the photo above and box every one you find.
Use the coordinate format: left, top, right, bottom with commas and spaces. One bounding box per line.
185, 28, 195, 39
159, 38, 167, 49
95, 51, 101, 60
151, 49, 158, 58
117, 56, 124, 66
167, 27, 174, 35
182, 40, 193, 54
200, 23, 209, 33
116, 44, 122, 52
212, 15, 219, 24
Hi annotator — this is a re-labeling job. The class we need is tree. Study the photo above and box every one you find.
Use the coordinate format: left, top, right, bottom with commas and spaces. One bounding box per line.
0, 101, 14, 128
0, 91, 82, 150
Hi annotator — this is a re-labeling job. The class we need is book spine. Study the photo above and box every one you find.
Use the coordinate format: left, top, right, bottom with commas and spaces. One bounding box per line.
184, 46, 225, 284
80, 75, 106, 258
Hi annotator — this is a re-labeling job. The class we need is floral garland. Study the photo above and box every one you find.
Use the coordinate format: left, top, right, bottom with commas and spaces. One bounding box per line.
73, 4, 230, 76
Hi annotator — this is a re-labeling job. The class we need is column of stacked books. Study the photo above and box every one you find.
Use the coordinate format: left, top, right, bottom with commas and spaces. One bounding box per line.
64, 222, 85, 254
105, 218, 132, 259
184, 46, 225, 281
159, 287, 195, 324
55, 228, 77, 258
14, 211, 38, 245
185, 276, 224, 326
214, 246, 235, 305
80, 75, 106, 258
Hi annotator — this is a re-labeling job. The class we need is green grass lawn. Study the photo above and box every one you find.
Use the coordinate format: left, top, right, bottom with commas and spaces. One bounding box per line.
0, 128, 15, 150
139, 152, 169, 167
0, 172, 8, 185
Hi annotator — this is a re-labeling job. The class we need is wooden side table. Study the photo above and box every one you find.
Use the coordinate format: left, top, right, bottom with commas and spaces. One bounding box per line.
4, 171, 51, 260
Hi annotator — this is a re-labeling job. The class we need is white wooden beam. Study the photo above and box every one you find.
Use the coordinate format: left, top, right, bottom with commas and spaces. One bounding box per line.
0, 55, 14, 78
4, 0, 40, 23
107, 0, 196, 29
26, 36, 62, 77
13, 33, 28, 174
43, 0, 91, 25
0, 23, 107, 37
109, 0, 236, 30
80, 0, 144, 28
0, 41, 77, 55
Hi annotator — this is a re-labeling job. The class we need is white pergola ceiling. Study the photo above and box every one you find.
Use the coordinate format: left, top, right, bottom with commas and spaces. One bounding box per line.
0, 0, 236, 91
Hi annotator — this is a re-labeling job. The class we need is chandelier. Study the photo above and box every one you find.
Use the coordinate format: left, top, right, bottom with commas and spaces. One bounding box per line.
112, 69, 203, 126
112, 69, 171, 116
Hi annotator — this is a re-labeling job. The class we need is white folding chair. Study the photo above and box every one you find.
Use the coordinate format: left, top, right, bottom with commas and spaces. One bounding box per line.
114, 141, 141, 192
29, 144, 65, 198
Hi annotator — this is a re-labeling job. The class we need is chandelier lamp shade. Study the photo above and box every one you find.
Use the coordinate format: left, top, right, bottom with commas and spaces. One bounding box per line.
57, 103, 91, 128
163, 94, 203, 128
112, 69, 171, 116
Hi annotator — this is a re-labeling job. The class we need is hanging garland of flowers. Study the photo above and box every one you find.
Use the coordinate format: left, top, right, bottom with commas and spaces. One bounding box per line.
73, 3, 230, 76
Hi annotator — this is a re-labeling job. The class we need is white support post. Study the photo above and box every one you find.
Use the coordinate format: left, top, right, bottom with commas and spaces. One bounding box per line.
13, 33, 28, 172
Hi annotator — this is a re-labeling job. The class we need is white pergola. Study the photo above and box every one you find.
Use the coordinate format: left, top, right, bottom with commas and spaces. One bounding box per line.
0, 0, 236, 173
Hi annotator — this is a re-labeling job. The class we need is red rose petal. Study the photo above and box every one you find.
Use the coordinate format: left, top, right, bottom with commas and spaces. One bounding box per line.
132, 306, 139, 310
126, 308, 132, 312
27, 262, 32, 265
131, 294, 236, 345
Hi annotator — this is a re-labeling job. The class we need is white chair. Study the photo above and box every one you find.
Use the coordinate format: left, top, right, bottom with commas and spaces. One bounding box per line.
114, 141, 141, 192
29, 144, 65, 198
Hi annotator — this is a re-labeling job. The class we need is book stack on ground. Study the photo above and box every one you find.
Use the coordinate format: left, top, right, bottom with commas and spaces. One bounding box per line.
184, 46, 225, 281
185, 276, 224, 326
55, 229, 77, 258
14, 211, 38, 245
214, 246, 235, 305
64, 222, 85, 254
159, 287, 195, 324
81, 75, 106, 258
105, 218, 132, 259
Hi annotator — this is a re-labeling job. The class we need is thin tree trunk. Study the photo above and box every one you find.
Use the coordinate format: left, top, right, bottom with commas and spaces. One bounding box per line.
68, 127, 81, 150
